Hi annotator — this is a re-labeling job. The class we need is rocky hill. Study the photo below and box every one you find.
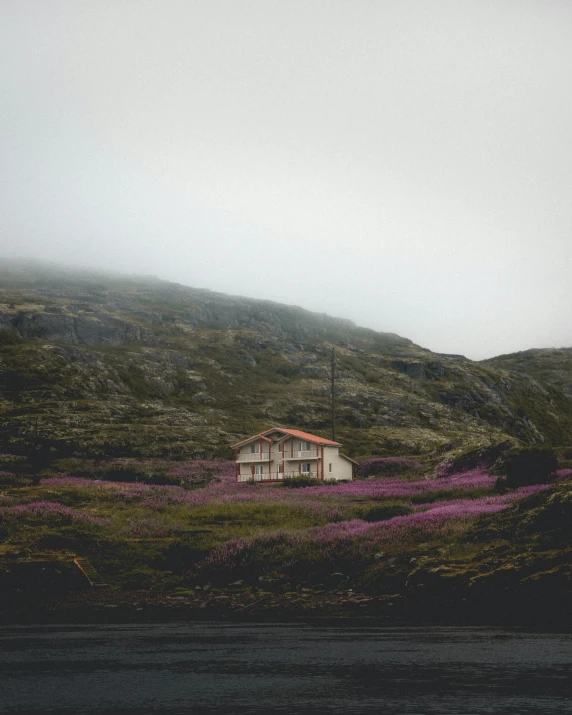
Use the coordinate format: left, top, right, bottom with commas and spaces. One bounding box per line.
1, 259, 572, 460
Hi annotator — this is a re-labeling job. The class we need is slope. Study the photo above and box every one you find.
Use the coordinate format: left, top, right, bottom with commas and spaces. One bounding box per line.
1, 259, 572, 461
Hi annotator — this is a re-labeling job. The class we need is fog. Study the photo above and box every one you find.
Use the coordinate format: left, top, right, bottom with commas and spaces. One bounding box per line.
2, 1, 572, 360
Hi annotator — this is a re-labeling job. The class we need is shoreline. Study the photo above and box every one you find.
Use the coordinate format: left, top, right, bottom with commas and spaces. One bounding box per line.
3, 587, 572, 630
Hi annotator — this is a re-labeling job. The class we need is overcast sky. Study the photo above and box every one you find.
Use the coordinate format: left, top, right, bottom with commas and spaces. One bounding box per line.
2, 1, 572, 360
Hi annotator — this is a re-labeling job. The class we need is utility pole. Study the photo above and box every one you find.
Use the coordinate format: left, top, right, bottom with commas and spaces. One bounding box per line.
31, 416, 40, 485
331, 347, 336, 441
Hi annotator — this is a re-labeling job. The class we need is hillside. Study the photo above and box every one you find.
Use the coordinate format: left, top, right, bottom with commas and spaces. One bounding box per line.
484, 348, 572, 396
1, 259, 572, 462
2, 260, 572, 625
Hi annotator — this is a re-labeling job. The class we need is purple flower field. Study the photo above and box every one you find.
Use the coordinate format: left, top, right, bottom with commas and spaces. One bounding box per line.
0, 501, 107, 526
38, 466, 498, 511
1, 459, 563, 566
37, 462, 554, 516
201, 482, 551, 575
98, 458, 235, 481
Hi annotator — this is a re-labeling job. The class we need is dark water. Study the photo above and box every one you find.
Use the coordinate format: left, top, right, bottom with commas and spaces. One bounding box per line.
1, 623, 572, 714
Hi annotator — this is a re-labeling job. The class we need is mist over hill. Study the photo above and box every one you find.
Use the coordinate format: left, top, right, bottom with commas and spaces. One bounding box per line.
1, 259, 572, 460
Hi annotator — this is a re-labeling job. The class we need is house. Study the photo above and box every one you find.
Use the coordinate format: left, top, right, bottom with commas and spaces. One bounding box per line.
231, 427, 357, 483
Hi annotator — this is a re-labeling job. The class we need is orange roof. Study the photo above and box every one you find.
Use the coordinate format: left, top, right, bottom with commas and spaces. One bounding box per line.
232, 427, 341, 449
230, 432, 273, 448
231, 427, 341, 448
271, 428, 341, 446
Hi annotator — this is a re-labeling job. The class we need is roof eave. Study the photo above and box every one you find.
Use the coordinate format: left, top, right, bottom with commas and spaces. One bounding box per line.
230, 434, 273, 448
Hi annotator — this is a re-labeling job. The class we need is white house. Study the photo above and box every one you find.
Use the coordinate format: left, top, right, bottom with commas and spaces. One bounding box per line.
232, 427, 357, 483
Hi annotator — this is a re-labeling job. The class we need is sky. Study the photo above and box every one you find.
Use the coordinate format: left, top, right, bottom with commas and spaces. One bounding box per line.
2, 1, 572, 360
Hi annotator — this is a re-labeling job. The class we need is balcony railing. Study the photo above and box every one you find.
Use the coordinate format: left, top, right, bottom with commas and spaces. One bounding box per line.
236, 452, 271, 462
237, 450, 320, 461
237, 471, 320, 482
283, 450, 320, 460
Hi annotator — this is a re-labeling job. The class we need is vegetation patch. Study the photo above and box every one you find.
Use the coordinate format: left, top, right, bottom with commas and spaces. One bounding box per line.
499, 447, 558, 488
0, 457, 563, 597
358, 457, 423, 478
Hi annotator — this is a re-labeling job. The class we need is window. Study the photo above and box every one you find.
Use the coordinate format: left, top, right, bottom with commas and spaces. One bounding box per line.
278, 464, 284, 474
250, 443, 256, 453
301, 463, 311, 474
329, 463, 332, 473
254, 465, 263, 475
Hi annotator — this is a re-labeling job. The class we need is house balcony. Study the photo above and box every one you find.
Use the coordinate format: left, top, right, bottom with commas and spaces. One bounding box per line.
283, 450, 320, 460
237, 450, 321, 462
236, 452, 271, 462
237, 471, 320, 483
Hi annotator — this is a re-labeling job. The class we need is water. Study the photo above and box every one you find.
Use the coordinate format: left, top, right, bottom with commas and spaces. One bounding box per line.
1, 623, 572, 714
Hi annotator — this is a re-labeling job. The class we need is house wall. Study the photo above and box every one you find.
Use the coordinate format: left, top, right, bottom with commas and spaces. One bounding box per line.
236, 441, 270, 459
323, 446, 353, 481
237, 455, 271, 481
238, 462, 252, 478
